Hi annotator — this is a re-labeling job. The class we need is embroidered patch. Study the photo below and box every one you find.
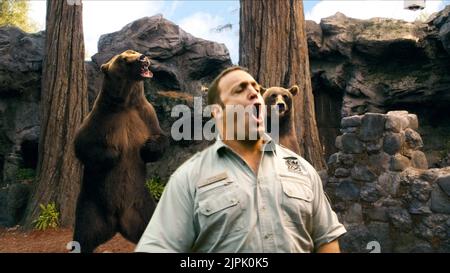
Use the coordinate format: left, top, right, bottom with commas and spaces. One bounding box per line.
284, 157, 304, 174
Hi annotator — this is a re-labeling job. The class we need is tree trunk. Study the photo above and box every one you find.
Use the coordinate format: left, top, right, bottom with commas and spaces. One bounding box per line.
24, 0, 88, 228
239, 0, 326, 170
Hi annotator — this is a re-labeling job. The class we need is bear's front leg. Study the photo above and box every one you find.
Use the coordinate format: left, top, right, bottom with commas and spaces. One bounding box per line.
140, 134, 169, 163
75, 139, 121, 171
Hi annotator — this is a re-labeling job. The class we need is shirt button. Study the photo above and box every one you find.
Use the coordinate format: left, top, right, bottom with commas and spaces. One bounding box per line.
264, 234, 272, 240
205, 208, 211, 212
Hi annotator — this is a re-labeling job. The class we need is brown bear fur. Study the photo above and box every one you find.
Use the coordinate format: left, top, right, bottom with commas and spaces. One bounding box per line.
73, 50, 168, 253
262, 85, 301, 155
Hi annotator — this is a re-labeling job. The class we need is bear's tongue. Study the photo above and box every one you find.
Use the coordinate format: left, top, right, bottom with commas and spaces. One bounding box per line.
140, 67, 153, 78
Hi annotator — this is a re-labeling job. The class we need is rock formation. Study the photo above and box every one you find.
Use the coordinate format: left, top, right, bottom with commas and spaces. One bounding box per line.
326, 111, 450, 252
307, 7, 450, 165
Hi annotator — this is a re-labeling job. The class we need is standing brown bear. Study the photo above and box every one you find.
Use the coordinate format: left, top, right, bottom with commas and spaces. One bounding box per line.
262, 85, 301, 154
73, 50, 168, 253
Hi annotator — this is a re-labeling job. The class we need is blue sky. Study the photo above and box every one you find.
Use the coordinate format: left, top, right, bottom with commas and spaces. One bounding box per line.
28, 1, 450, 63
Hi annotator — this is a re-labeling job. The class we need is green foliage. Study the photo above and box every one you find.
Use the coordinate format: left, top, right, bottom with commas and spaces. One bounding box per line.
145, 176, 165, 201
0, 0, 38, 32
15, 168, 35, 181
33, 202, 60, 230
440, 139, 450, 158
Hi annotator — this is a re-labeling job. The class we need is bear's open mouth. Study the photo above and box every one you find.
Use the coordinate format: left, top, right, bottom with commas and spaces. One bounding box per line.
140, 66, 153, 78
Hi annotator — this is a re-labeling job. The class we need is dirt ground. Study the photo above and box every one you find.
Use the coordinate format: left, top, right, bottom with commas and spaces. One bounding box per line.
0, 227, 135, 253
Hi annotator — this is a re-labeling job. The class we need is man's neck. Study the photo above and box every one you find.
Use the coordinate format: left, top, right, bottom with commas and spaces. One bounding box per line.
222, 138, 264, 175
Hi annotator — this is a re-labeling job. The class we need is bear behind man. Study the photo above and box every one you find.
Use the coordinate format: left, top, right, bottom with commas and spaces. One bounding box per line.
262, 85, 301, 155
73, 50, 168, 253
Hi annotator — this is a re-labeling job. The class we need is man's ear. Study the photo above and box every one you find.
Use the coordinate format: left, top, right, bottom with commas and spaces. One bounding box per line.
201, 86, 209, 93
260, 86, 267, 95
289, 85, 299, 96
211, 104, 223, 119
100, 63, 109, 74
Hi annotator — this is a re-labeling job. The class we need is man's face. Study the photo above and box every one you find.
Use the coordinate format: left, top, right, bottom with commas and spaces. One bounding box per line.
216, 70, 266, 141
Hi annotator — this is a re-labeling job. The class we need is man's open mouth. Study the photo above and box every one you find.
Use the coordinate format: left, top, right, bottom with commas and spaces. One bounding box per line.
252, 103, 263, 123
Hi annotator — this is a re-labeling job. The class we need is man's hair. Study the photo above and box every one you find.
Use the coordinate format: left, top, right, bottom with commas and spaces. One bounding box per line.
207, 66, 248, 106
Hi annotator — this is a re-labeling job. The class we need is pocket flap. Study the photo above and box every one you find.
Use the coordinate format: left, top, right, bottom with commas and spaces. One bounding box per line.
199, 193, 239, 216
281, 180, 313, 202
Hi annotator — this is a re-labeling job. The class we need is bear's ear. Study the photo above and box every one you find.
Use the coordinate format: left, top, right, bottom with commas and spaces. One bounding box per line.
289, 85, 299, 96
100, 63, 109, 74
259, 85, 267, 95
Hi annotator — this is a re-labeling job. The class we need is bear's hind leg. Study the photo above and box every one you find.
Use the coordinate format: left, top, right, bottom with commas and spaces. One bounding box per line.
73, 198, 117, 253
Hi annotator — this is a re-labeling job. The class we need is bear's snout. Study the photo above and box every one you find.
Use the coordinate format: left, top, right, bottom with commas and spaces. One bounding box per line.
277, 102, 286, 111
139, 55, 150, 67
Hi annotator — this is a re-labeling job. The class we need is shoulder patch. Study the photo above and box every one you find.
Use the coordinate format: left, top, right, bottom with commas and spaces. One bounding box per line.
283, 157, 305, 175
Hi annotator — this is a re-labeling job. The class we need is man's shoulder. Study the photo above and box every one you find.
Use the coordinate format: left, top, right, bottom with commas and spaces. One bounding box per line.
171, 143, 217, 179
276, 144, 320, 177
276, 144, 314, 167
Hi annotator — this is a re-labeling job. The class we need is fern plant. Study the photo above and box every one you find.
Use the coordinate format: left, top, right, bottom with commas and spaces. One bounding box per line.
33, 202, 60, 230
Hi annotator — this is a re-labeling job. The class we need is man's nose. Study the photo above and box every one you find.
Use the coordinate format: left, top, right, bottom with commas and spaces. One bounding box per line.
247, 86, 259, 100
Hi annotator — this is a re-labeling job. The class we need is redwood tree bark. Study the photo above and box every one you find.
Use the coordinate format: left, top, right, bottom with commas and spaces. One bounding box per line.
24, 0, 88, 227
239, 0, 326, 170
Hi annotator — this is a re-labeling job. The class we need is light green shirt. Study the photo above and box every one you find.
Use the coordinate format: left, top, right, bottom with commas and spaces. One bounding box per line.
135, 137, 346, 253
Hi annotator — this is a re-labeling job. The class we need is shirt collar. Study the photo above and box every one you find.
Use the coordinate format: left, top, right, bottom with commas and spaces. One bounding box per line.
213, 133, 277, 155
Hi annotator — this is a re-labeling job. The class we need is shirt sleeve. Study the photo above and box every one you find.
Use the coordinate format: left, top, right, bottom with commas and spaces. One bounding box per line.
309, 167, 347, 249
135, 170, 196, 253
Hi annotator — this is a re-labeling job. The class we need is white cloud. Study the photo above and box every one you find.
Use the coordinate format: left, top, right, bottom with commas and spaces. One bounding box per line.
82, 1, 165, 58
28, 1, 165, 58
306, 0, 445, 23
165, 0, 182, 18
179, 12, 239, 64
28, 0, 46, 30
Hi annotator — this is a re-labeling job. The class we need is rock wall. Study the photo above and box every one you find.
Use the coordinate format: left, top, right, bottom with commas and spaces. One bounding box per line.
326, 111, 450, 252
307, 6, 450, 164
0, 26, 43, 227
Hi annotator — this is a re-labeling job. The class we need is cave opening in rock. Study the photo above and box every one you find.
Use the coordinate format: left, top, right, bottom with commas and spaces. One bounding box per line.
312, 73, 344, 161
150, 70, 180, 90
386, 101, 450, 167
20, 139, 38, 169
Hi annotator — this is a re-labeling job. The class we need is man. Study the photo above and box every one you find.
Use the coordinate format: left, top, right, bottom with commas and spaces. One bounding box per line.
135, 67, 346, 252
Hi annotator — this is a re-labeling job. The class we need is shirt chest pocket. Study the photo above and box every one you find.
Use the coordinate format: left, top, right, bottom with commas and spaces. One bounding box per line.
279, 174, 313, 226
196, 177, 246, 236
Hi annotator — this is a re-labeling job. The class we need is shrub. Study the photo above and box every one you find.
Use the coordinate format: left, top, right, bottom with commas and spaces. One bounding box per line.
145, 177, 165, 201
16, 168, 35, 181
33, 202, 59, 230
